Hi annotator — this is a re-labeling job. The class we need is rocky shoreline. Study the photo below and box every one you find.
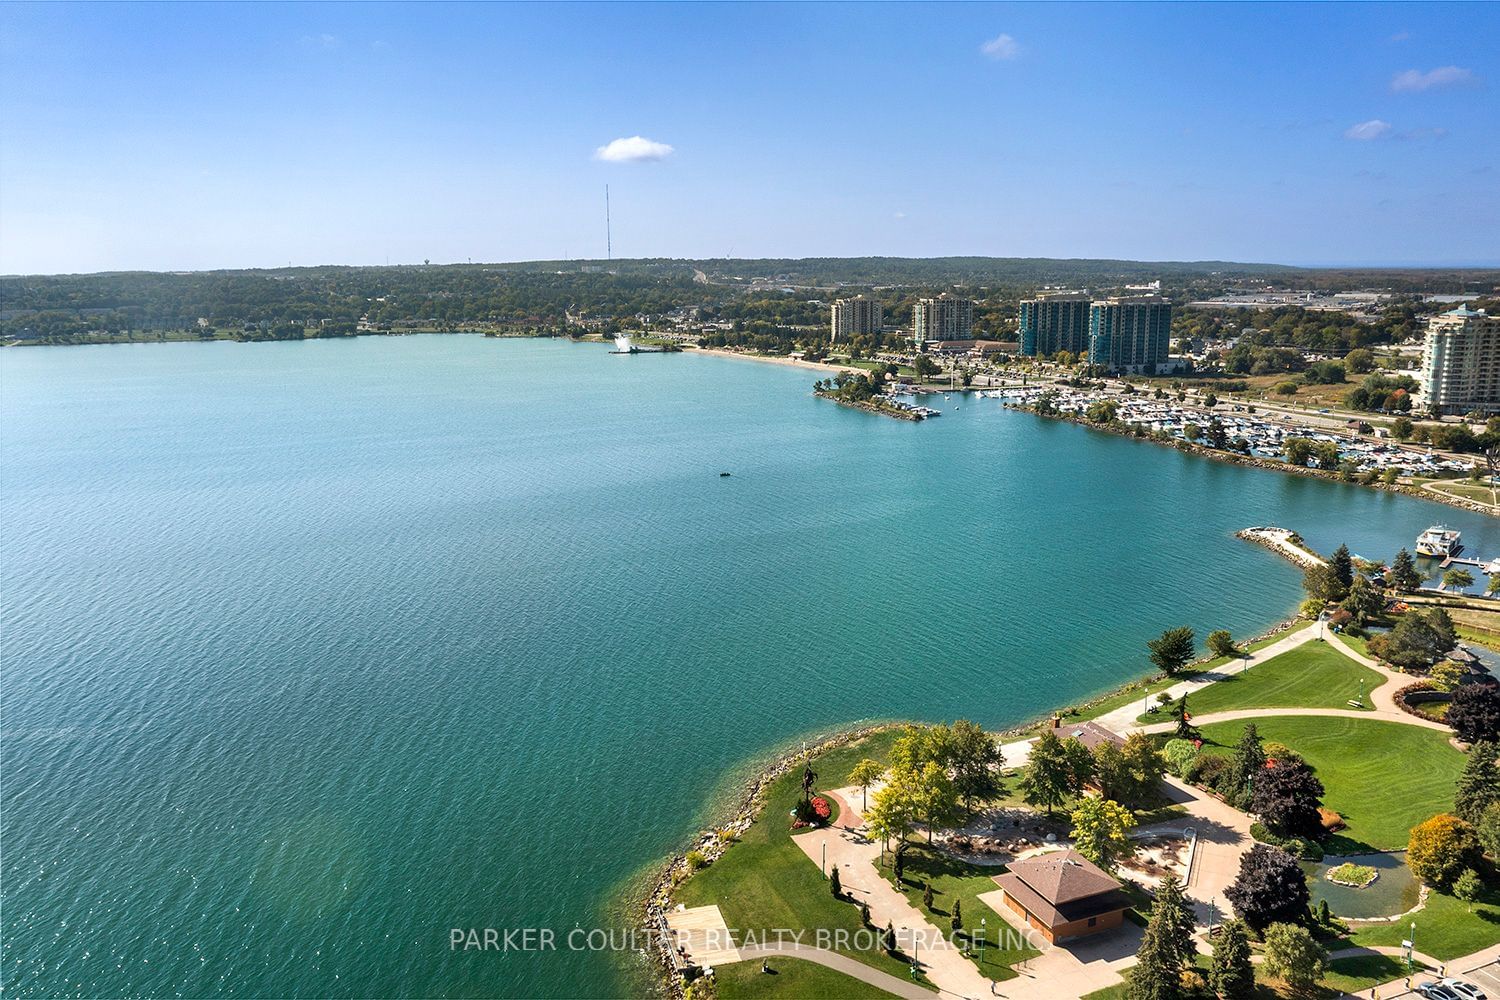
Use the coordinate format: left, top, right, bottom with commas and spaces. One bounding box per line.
1009, 405, 1498, 518
812, 390, 924, 421
639, 722, 901, 994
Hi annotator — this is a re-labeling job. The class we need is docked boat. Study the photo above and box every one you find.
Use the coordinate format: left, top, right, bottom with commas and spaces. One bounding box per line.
1416, 525, 1463, 558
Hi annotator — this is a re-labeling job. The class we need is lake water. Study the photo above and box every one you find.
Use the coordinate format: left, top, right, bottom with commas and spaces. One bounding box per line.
4, 336, 1497, 998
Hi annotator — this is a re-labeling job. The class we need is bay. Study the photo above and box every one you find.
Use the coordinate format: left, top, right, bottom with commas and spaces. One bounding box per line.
3, 336, 1495, 998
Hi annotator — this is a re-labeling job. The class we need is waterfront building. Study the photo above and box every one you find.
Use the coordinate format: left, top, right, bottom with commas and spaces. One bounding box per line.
1420, 306, 1500, 416
994, 850, 1130, 944
1018, 291, 1091, 357
829, 296, 882, 343
913, 294, 974, 342
1087, 295, 1173, 374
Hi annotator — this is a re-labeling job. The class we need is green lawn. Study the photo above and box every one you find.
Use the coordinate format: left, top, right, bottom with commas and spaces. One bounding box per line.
1194, 716, 1464, 852
675, 729, 920, 984
1072, 633, 1289, 724
712, 957, 897, 999
1330, 631, 1373, 659
874, 843, 1041, 981
1139, 639, 1386, 722
1351, 883, 1500, 960
1323, 953, 1431, 992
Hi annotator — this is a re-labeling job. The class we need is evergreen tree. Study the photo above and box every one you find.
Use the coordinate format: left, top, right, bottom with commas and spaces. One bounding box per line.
1153, 874, 1196, 969
950, 898, 962, 933
1126, 911, 1183, 1000
892, 847, 905, 885
1148, 627, 1197, 675
1392, 548, 1422, 592
1208, 919, 1254, 999
829, 865, 842, 898
1173, 694, 1199, 740
884, 920, 898, 955
1330, 544, 1354, 589
923, 881, 934, 911
1456, 742, 1500, 824
1229, 723, 1266, 806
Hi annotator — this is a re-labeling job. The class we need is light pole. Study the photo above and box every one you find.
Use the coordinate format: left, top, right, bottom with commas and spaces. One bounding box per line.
979, 917, 986, 966
821, 842, 827, 878
1406, 920, 1416, 970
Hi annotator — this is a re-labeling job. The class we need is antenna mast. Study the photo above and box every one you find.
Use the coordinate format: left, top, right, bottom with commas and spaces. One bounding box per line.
605, 185, 612, 261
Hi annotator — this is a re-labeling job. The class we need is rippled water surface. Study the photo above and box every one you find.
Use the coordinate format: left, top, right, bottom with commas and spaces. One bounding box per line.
4, 336, 1497, 997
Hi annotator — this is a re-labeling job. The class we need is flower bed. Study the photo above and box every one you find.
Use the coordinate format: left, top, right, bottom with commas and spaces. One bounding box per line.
1326, 862, 1379, 888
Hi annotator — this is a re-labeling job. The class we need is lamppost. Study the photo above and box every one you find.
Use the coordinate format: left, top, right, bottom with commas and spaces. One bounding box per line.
978, 917, 987, 966
821, 842, 827, 878
1405, 920, 1416, 970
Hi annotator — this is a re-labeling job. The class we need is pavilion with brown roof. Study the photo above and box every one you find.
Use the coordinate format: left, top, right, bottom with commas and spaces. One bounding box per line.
993, 850, 1131, 944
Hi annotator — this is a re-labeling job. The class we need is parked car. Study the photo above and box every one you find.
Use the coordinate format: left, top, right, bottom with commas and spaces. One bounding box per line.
1441, 979, 1489, 1000
1417, 984, 1465, 1000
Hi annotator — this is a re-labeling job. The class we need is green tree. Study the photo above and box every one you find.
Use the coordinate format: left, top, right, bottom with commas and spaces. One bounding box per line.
1455, 868, 1483, 912
866, 769, 918, 855
1061, 736, 1096, 794
1152, 874, 1196, 969
922, 881, 934, 911
1344, 348, 1375, 374
946, 719, 1003, 813
1229, 723, 1267, 807
1340, 574, 1382, 625
1489, 575, 1500, 598
1208, 919, 1254, 999
1148, 627, 1196, 675
913, 761, 960, 843
1455, 742, 1500, 824
1261, 922, 1326, 992
848, 759, 885, 812
949, 897, 962, 933
829, 864, 842, 897
1126, 877, 1190, 1000
1330, 544, 1354, 589
1069, 797, 1137, 871
912, 355, 939, 378
1020, 731, 1072, 816
1391, 548, 1422, 592
1091, 741, 1132, 804
1444, 568, 1476, 591
1433, 659, 1469, 693
1393, 415, 1415, 441
1407, 813, 1481, 889
1172, 694, 1199, 740
1284, 436, 1314, 465
1121, 732, 1166, 805
1480, 801, 1500, 859
1207, 629, 1239, 658
1302, 563, 1348, 603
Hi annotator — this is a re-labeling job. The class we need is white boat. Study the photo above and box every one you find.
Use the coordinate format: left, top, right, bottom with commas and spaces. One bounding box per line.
1416, 525, 1462, 558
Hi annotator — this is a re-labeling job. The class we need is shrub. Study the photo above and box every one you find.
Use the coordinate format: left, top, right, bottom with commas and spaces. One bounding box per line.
1249, 822, 1323, 862
1186, 753, 1230, 789
811, 796, 832, 824
686, 849, 708, 870
1163, 738, 1200, 777
1408, 813, 1481, 889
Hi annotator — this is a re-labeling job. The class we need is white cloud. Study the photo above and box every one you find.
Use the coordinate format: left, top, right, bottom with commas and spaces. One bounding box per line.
593, 136, 675, 163
299, 33, 340, 50
1344, 119, 1393, 141
1390, 66, 1478, 92
1389, 30, 1410, 43
980, 33, 1019, 60
893, 210, 907, 219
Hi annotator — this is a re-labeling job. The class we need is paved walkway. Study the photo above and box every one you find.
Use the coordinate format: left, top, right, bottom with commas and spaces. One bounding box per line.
1092, 623, 1322, 735
735, 942, 938, 999
790, 788, 998, 1000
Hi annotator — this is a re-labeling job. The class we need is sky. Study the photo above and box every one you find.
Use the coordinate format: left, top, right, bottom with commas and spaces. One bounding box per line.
1, 2, 1496, 274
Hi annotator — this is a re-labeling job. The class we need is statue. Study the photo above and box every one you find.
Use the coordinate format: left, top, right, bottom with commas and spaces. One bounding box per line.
801, 763, 817, 802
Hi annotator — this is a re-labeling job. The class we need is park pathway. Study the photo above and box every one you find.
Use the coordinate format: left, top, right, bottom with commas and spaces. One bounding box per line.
733, 942, 938, 999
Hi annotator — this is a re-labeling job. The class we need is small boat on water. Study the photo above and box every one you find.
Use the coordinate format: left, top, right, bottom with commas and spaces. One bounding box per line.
1416, 525, 1462, 558
719, 472, 731, 477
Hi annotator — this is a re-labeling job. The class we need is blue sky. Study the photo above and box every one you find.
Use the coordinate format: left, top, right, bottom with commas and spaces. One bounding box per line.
1, 2, 1496, 273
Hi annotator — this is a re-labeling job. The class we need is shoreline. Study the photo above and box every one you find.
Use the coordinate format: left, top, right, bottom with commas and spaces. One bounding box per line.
1010, 404, 1499, 519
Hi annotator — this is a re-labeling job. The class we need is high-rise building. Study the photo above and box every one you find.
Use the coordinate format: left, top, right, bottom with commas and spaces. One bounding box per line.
1087, 296, 1173, 373
1018, 292, 1091, 357
913, 294, 974, 342
1420, 306, 1500, 416
829, 296, 882, 342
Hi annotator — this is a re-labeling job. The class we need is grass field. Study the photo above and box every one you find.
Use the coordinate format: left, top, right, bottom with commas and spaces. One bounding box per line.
1071, 632, 1290, 725
1424, 480, 1500, 506
1194, 716, 1463, 852
1352, 883, 1500, 960
1137, 639, 1386, 722
874, 843, 1040, 981
675, 729, 921, 984
713, 956, 898, 999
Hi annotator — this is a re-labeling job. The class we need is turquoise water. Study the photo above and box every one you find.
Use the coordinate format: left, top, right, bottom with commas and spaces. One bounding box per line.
4, 336, 1497, 999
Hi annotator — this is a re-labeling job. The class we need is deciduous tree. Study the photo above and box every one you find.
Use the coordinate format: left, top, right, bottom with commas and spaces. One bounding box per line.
1261, 922, 1326, 991
1148, 627, 1196, 675
1451, 684, 1500, 745
1020, 731, 1071, 816
848, 758, 885, 812
1252, 758, 1326, 839
1069, 797, 1136, 872
1225, 844, 1310, 931
1408, 813, 1480, 889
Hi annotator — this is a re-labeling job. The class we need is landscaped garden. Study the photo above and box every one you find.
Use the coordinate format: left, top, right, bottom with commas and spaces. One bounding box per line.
1136, 639, 1386, 722
675, 729, 920, 984
1194, 715, 1464, 852
874, 843, 1041, 981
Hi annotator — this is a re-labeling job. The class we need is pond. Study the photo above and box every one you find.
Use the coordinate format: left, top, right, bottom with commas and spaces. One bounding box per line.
1307, 851, 1420, 919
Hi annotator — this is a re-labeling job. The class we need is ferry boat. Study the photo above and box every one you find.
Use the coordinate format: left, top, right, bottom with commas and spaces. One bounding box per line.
1416, 525, 1463, 558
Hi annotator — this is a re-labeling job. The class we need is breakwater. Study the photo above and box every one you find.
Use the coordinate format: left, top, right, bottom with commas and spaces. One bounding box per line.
813, 390, 924, 420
